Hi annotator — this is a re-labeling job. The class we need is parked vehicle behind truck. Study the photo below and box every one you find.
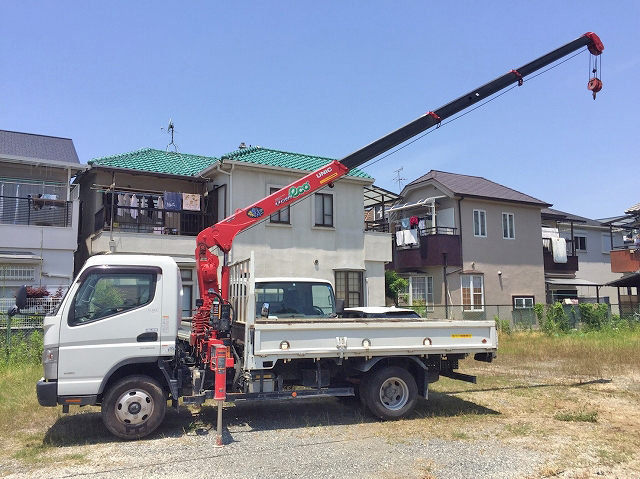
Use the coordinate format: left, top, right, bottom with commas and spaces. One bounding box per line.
25, 32, 603, 439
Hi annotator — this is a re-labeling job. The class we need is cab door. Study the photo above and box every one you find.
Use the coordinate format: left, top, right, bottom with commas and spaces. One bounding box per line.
57, 266, 162, 396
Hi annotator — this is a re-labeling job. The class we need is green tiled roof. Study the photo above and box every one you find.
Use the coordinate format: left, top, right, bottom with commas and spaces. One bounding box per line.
89, 146, 372, 179
221, 147, 372, 179
88, 148, 219, 177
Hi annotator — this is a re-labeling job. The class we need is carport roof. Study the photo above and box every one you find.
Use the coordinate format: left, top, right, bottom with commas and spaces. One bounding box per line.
605, 272, 640, 288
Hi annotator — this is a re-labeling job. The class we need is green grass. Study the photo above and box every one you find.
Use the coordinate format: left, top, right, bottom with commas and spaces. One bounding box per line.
493, 326, 640, 378
554, 410, 598, 423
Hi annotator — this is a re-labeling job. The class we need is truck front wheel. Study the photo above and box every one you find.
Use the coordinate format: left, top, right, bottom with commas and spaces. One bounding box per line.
102, 375, 166, 439
363, 366, 418, 420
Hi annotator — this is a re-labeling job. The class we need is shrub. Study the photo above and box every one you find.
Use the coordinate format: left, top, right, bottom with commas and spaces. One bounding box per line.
25, 287, 50, 299
495, 315, 512, 335
542, 302, 570, 335
1, 330, 43, 365
579, 303, 609, 331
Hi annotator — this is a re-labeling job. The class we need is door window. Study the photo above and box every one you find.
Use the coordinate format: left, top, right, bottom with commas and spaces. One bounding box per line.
71, 269, 157, 325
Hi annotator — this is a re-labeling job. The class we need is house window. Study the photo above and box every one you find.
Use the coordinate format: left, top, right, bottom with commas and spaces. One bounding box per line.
180, 268, 194, 319
335, 271, 363, 308
402, 276, 434, 311
513, 296, 534, 309
315, 193, 333, 227
502, 213, 515, 239
269, 187, 290, 224
473, 209, 487, 237
0, 265, 35, 281
461, 275, 484, 311
574, 235, 587, 252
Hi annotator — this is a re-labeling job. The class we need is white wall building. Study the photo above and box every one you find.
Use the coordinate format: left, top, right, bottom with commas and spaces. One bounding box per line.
0, 130, 86, 300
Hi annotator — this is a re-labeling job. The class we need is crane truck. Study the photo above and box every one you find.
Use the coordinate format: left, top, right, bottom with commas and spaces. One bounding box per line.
22, 33, 603, 440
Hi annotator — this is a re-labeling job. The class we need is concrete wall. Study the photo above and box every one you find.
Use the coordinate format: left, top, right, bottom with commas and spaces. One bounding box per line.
458, 198, 546, 305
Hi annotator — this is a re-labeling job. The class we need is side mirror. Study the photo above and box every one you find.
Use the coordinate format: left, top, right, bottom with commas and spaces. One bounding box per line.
335, 299, 345, 315
260, 302, 270, 318
9, 285, 27, 318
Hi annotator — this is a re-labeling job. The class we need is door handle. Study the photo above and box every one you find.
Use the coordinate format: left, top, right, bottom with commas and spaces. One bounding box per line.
137, 332, 158, 342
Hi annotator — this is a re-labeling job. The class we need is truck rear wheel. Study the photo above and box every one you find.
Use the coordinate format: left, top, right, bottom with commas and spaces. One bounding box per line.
363, 366, 417, 420
102, 375, 166, 440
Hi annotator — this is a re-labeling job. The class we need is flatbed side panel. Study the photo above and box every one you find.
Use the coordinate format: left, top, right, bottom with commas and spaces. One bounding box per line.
247, 320, 496, 368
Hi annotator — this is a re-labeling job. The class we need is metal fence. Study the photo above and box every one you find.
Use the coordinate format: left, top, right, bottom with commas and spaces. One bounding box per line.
0, 196, 72, 227
398, 303, 625, 330
0, 297, 61, 330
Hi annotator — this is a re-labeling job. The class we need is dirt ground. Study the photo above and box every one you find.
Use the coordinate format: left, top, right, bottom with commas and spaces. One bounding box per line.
1, 358, 639, 478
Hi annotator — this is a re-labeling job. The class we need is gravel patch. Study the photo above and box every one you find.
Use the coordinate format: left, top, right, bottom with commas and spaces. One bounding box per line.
1, 398, 547, 479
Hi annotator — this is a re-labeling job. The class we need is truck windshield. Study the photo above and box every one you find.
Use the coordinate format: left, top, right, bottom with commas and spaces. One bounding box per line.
255, 281, 335, 318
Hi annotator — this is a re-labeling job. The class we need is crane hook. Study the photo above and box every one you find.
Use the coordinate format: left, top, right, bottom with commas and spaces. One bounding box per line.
587, 77, 603, 100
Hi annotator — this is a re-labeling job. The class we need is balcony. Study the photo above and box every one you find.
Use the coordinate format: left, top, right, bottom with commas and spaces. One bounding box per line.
388, 227, 462, 272
542, 237, 578, 274
610, 247, 640, 274
0, 196, 72, 227
95, 206, 214, 237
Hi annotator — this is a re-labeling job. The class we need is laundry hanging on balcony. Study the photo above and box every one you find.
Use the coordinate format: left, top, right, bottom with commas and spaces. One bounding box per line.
404, 229, 419, 245
395, 230, 404, 246
182, 193, 201, 211
163, 192, 182, 211
551, 237, 568, 263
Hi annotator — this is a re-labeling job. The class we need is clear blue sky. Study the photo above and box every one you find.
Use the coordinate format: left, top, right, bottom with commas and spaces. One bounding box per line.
3, 1, 638, 219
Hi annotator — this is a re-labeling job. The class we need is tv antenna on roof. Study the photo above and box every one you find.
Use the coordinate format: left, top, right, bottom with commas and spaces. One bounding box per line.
393, 167, 406, 192
161, 119, 179, 152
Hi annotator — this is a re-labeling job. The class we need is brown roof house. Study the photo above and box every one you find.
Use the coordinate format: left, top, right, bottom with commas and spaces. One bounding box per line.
386, 170, 551, 323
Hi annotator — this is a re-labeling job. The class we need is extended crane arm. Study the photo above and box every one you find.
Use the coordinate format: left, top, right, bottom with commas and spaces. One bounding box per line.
340, 32, 603, 169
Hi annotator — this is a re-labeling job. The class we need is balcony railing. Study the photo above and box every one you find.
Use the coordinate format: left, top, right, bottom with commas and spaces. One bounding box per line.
389, 227, 462, 270
541, 237, 579, 273
364, 220, 389, 232
0, 196, 72, 227
95, 206, 215, 236
610, 247, 640, 273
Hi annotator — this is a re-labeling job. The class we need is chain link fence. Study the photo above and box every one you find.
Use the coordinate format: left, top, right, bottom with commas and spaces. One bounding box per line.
399, 303, 627, 331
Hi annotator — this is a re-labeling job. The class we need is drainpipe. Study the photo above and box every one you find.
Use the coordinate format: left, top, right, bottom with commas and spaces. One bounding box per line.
457, 196, 464, 267
109, 173, 116, 252
214, 161, 234, 264
443, 253, 448, 319
66, 167, 71, 201
215, 161, 234, 217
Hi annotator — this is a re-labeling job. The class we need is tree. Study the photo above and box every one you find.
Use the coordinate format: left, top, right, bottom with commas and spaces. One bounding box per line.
385, 270, 408, 306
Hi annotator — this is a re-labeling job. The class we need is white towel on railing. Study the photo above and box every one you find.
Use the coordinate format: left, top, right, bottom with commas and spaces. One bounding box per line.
404, 229, 419, 245
551, 237, 567, 263
395, 231, 404, 246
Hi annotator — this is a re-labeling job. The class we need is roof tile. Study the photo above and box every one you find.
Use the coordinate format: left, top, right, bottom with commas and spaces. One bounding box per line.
221, 147, 371, 179
88, 148, 218, 176
407, 170, 549, 206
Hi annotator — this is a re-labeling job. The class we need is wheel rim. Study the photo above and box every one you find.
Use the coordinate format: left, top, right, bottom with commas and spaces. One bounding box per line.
378, 376, 410, 411
114, 388, 155, 426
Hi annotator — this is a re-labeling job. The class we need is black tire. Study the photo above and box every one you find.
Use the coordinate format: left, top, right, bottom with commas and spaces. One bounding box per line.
102, 375, 166, 440
362, 366, 418, 420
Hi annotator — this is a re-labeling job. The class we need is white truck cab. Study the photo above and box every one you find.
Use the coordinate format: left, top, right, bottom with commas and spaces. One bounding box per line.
37, 255, 182, 411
